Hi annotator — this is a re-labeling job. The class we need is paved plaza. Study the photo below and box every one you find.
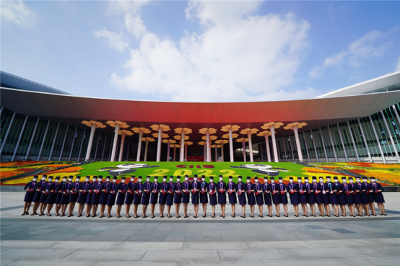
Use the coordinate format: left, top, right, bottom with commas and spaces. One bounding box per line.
1, 192, 400, 265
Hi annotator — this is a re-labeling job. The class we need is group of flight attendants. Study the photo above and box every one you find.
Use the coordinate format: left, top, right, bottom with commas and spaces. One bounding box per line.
22, 174, 387, 219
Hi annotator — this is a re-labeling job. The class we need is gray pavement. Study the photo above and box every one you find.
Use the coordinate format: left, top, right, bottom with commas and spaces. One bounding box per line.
1, 191, 400, 265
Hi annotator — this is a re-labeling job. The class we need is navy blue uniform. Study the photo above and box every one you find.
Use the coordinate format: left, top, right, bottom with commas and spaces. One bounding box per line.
354, 183, 363, 204
313, 183, 322, 204
246, 183, 255, 205
91, 181, 102, 205
116, 182, 127, 205
360, 182, 369, 204
343, 183, 354, 204
99, 182, 111, 205
32, 180, 45, 203
158, 182, 168, 205
278, 183, 288, 204
85, 182, 93, 205
141, 182, 151, 205
366, 183, 375, 203
322, 183, 330, 204
134, 182, 143, 205
217, 181, 227, 205
298, 183, 307, 204
305, 183, 314, 204
60, 182, 72, 205
182, 181, 191, 203
55, 181, 64, 205
69, 182, 80, 203
124, 181, 135, 205
39, 182, 52, 203
150, 182, 159, 204
191, 181, 200, 205
24, 181, 36, 202
336, 183, 347, 205
237, 182, 246, 205
287, 183, 299, 205
208, 182, 217, 205
200, 181, 208, 204
271, 183, 280, 204
107, 182, 118, 206
78, 182, 90, 204
329, 182, 339, 205
45, 182, 57, 204
227, 181, 237, 204
254, 183, 264, 205
263, 183, 272, 205
372, 183, 385, 203
166, 182, 174, 206
174, 182, 183, 204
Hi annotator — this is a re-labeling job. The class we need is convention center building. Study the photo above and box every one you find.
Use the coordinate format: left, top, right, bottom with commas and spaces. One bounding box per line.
1, 71, 400, 164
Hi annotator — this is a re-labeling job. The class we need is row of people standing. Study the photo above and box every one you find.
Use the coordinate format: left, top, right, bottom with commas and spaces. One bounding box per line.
22, 174, 387, 218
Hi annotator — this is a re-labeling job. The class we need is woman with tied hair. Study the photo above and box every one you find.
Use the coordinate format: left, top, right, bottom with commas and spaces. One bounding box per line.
237, 176, 247, 218
22, 175, 38, 216
191, 175, 200, 218
208, 176, 217, 218
182, 175, 191, 218
263, 177, 273, 217
166, 176, 175, 218
199, 175, 209, 218
115, 177, 127, 218
371, 177, 387, 216
124, 176, 135, 218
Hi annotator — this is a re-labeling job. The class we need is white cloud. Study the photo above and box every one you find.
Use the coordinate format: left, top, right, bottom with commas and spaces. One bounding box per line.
396, 56, 400, 72
1, 0, 36, 27
102, 0, 315, 102
310, 30, 393, 77
93, 28, 130, 51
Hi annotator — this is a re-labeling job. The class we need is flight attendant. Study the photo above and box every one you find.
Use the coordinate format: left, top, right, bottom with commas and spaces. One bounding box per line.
22, 175, 38, 215
107, 176, 118, 218
371, 177, 387, 215
263, 178, 272, 217
271, 177, 281, 217
85, 176, 94, 218
361, 177, 370, 216
287, 177, 299, 217
77, 176, 90, 217
217, 175, 227, 218
99, 176, 111, 218
166, 176, 174, 218
305, 177, 315, 217
150, 176, 160, 218
199, 175, 208, 218
182, 175, 191, 218
354, 177, 363, 216
60, 176, 73, 217
254, 177, 264, 217
298, 177, 308, 216
246, 177, 255, 218
31, 175, 47, 216
133, 176, 143, 218
367, 177, 376, 216
55, 176, 65, 216
174, 176, 182, 218
116, 177, 127, 218
208, 177, 217, 218
191, 175, 200, 218
237, 176, 247, 218
125, 176, 135, 218
91, 176, 102, 217
227, 176, 237, 217
314, 177, 323, 216
336, 176, 347, 216
159, 176, 168, 218
278, 177, 288, 217
322, 177, 331, 217
44, 176, 58, 216
141, 176, 152, 218
39, 176, 53, 216
68, 176, 81, 217
329, 176, 339, 217
343, 177, 355, 217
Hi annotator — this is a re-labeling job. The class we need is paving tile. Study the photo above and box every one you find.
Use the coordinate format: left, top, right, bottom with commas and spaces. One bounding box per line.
141, 250, 219, 261
330, 229, 355, 234
7, 259, 98, 266
1, 248, 76, 259
218, 249, 294, 261
63, 249, 146, 261
184, 236, 204, 242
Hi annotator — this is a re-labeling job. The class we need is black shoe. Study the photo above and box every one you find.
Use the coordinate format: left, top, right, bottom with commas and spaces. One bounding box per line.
134, 215, 138, 219
56, 214, 60, 216
47, 214, 52, 216
92, 215, 97, 218
193, 216, 197, 218
275, 215, 280, 217
21, 213, 25, 216
86, 215, 90, 218
295, 215, 299, 217
202, 215, 205, 218
250, 215, 254, 218
176, 215, 181, 218
68, 215, 71, 217
242, 215, 246, 219
222, 215, 225, 218
211, 215, 215, 218
151, 215, 155, 219
77, 214, 82, 217
167, 215, 171, 218
284, 215, 288, 217
160, 215, 164, 218
117, 215, 121, 218
30, 213, 35, 216
231, 215, 235, 218
383, 213, 387, 216
126, 215, 131, 218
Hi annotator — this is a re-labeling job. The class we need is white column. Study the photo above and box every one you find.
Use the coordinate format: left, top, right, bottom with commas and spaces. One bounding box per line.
204, 145, 207, 162
85, 124, 97, 161
136, 130, 143, 162
173, 146, 176, 162
206, 131, 211, 162
167, 142, 170, 162
247, 132, 253, 162
185, 143, 188, 162
271, 126, 279, 162
118, 132, 126, 161
180, 131, 185, 162
293, 126, 303, 162
264, 135, 271, 162
229, 129, 234, 162
156, 127, 162, 162
144, 140, 149, 162
214, 147, 218, 162
110, 124, 120, 162
221, 143, 224, 162
242, 140, 246, 162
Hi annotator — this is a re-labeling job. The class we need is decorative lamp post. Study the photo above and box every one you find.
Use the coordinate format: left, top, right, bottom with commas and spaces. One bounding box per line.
236, 138, 249, 162
170, 144, 180, 162
257, 131, 272, 162
201, 134, 217, 162
261, 122, 284, 162
198, 141, 207, 162
222, 132, 239, 162
81, 120, 106, 161
199, 128, 217, 162
174, 128, 192, 162
115, 129, 134, 161
141, 137, 155, 162
150, 124, 170, 162
283, 122, 307, 162
215, 139, 228, 162
131, 127, 151, 162
162, 139, 177, 162
239, 128, 259, 162
220, 125, 240, 162
106, 121, 130, 161
184, 141, 193, 161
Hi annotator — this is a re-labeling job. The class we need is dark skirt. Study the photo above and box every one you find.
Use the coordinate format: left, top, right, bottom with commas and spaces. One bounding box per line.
314, 193, 322, 204
85, 193, 92, 205
329, 193, 339, 205
279, 193, 288, 204
141, 192, 150, 205
264, 193, 272, 205
238, 192, 246, 205
218, 192, 227, 205
299, 193, 308, 204
60, 194, 70, 205
307, 193, 315, 205
134, 193, 142, 205
209, 194, 217, 205
91, 192, 101, 205
374, 192, 385, 203
322, 193, 330, 205
125, 192, 134, 205
32, 191, 42, 203
200, 192, 208, 204
166, 193, 174, 206
354, 193, 363, 205
182, 192, 190, 204
192, 192, 199, 205
272, 193, 280, 205
289, 193, 299, 205
46, 193, 57, 205
174, 193, 182, 204
39, 193, 48, 203
345, 194, 354, 205
228, 193, 237, 204
77, 193, 87, 204
99, 192, 109, 205
255, 194, 264, 205
107, 194, 117, 206
69, 193, 79, 203
247, 192, 255, 205
150, 192, 158, 204
24, 191, 35, 202
116, 192, 126, 205
159, 192, 167, 205
367, 192, 375, 203
338, 193, 346, 205
361, 193, 369, 205
55, 192, 63, 204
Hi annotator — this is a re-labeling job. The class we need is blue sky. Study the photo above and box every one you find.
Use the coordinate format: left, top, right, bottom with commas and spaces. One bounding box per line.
2, 0, 400, 102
